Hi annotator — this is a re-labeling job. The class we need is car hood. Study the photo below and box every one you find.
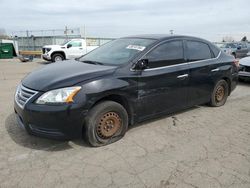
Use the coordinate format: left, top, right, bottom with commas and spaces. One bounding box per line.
43, 45, 62, 48
239, 56, 250, 66
22, 60, 117, 91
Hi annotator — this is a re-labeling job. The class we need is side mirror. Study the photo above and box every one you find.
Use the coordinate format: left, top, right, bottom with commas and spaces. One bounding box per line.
67, 44, 72, 48
134, 59, 149, 70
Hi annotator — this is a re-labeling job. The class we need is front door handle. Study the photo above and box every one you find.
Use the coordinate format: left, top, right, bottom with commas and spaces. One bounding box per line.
211, 68, 220, 72
177, 74, 189, 79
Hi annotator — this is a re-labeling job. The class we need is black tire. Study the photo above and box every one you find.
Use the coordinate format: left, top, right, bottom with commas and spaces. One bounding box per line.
51, 53, 64, 62
210, 80, 229, 107
84, 101, 128, 147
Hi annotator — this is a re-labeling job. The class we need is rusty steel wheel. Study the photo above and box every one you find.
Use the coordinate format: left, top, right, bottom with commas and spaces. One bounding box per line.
96, 112, 122, 139
210, 80, 228, 107
215, 85, 225, 102
84, 101, 128, 147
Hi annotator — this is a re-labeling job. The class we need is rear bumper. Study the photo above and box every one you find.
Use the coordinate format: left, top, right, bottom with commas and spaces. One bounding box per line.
14, 99, 88, 140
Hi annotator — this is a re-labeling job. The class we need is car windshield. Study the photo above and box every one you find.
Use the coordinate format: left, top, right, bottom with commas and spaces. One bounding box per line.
61, 40, 69, 46
79, 38, 156, 65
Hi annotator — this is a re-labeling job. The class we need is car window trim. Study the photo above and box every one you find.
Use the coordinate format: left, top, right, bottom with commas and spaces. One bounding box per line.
130, 38, 221, 72
143, 51, 221, 72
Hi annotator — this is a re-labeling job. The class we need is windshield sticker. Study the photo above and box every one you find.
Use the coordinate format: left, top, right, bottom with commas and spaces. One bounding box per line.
126, 45, 146, 51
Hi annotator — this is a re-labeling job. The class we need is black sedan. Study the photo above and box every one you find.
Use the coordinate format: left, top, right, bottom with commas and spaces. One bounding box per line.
14, 35, 238, 146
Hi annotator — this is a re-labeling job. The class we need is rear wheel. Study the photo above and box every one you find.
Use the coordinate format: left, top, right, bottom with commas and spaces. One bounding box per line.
210, 80, 229, 107
52, 53, 64, 62
84, 101, 128, 147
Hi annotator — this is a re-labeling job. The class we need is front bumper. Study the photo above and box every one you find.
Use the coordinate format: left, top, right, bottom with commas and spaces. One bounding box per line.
14, 97, 88, 140
238, 71, 250, 78
42, 54, 51, 61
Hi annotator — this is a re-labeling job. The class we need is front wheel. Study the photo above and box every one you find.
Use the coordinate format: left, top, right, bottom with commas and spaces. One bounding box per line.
210, 80, 229, 107
84, 101, 128, 147
51, 53, 64, 62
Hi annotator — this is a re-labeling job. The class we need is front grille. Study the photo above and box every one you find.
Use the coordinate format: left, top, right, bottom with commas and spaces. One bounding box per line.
244, 66, 250, 72
15, 85, 38, 108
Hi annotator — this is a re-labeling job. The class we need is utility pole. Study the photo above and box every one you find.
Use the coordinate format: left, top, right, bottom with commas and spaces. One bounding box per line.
26, 30, 30, 50
83, 25, 87, 53
64, 26, 68, 40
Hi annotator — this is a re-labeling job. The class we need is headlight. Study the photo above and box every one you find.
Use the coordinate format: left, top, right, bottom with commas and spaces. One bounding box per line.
45, 48, 51, 53
238, 65, 244, 71
36, 86, 81, 104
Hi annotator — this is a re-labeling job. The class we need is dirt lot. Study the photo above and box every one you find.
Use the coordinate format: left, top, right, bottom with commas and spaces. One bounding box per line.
0, 58, 250, 188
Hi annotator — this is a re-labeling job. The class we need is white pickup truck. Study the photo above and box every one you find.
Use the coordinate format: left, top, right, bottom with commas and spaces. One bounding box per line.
42, 39, 98, 62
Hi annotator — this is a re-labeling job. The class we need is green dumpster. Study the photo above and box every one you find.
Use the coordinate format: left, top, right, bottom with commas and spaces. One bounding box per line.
0, 43, 13, 59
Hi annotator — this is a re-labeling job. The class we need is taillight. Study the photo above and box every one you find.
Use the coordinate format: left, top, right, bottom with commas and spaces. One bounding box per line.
233, 59, 239, 68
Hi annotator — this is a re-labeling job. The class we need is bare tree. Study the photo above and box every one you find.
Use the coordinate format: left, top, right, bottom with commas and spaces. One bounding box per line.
0, 28, 9, 39
222, 36, 235, 42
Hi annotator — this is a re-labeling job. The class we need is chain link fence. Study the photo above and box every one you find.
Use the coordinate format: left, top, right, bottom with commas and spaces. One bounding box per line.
12, 28, 115, 51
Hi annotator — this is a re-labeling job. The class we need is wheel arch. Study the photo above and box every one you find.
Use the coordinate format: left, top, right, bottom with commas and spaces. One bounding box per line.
89, 94, 134, 126
51, 51, 66, 59
221, 77, 231, 95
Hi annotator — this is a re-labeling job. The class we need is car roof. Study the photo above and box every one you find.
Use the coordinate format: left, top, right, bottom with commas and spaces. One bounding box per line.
122, 34, 207, 42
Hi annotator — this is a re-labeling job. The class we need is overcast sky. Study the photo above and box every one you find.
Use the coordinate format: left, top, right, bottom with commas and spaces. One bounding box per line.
1, 0, 250, 41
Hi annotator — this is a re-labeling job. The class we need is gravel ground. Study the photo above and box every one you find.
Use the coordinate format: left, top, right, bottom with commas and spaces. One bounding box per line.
0, 58, 250, 188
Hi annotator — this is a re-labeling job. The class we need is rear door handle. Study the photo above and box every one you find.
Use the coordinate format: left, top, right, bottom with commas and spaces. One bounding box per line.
211, 68, 220, 72
177, 74, 189, 79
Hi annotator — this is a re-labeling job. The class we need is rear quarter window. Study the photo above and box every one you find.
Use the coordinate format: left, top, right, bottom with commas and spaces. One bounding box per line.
209, 44, 220, 57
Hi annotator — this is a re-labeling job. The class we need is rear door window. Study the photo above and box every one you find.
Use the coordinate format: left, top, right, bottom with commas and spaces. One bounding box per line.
186, 41, 212, 62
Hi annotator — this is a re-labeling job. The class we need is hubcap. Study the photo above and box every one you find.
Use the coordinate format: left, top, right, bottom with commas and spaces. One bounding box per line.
96, 112, 122, 139
55, 56, 62, 61
215, 85, 225, 102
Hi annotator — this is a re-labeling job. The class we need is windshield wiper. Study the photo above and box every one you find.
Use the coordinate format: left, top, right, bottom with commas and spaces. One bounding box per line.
81, 60, 104, 65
